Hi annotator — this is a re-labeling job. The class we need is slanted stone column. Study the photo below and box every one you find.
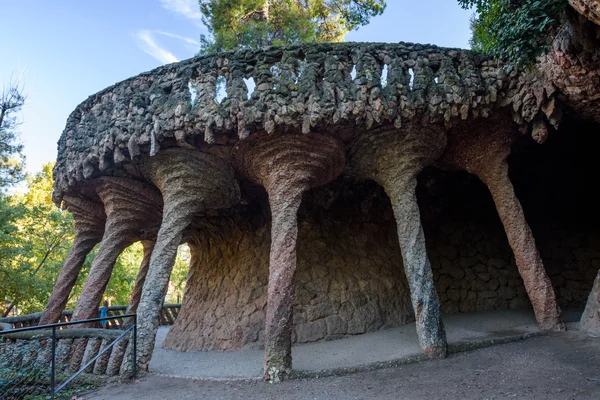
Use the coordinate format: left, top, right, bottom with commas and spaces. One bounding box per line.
438, 119, 564, 331
348, 127, 448, 358
136, 148, 240, 371
39, 194, 106, 325
125, 240, 155, 315
233, 133, 345, 382
581, 269, 600, 336
72, 178, 163, 324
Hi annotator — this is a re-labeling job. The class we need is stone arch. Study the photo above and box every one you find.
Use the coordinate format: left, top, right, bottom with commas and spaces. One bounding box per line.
162, 179, 416, 353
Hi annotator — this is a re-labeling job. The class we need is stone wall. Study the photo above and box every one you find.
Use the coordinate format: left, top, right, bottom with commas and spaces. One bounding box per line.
164, 171, 597, 351
0, 328, 132, 376
430, 222, 597, 315
53, 42, 559, 206
163, 203, 414, 351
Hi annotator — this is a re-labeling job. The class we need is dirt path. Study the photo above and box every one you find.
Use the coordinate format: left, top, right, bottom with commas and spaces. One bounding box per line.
85, 332, 600, 400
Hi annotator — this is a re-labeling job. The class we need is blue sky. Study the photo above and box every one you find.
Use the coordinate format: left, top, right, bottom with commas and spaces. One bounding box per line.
1, 1, 473, 175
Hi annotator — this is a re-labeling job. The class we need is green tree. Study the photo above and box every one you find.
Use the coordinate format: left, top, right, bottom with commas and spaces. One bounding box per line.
105, 242, 144, 305
0, 81, 26, 188
1, 163, 75, 315
103, 243, 190, 306
460, 0, 568, 66
198, 0, 387, 53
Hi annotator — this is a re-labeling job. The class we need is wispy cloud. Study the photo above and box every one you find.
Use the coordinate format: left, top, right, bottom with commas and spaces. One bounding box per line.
135, 30, 179, 64
134, 30, 201, 64
154, 30, 200, 46
159, 0, 203, 21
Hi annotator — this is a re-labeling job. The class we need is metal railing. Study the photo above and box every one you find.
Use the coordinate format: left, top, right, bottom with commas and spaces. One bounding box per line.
0, 314, 136, 399
0, 303, 180, 329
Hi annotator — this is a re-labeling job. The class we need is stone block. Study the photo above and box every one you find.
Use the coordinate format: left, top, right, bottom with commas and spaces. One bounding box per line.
325, 315, 348, 336
307, 301, 334, 322
295, 320, 326, 343
460, 257, 479, 268
438, 244, 458, 259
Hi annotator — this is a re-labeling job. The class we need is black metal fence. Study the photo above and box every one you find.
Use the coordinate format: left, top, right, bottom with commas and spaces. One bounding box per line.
0, 314, 136, 399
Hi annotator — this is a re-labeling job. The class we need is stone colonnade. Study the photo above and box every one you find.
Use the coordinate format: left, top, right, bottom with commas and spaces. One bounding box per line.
135, 149, 241, 369
39, 194, 106, 325
348, 127, 449, 358
437, 119, 564, 331
44, 125, 567, 381
232, 133, 346, 382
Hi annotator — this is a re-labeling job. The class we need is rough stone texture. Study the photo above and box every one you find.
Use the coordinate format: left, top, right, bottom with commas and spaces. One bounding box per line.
135, 148, 240, 371
437, 115, 564, 331
232, 133, 345, 382
162, 168, 597, 353
0, 328, 127, 377
540, 10, 600, 123
569, 0, 600, 26
581, 269, 600, 336
163, 206, 412, 351
39, 194, 106, 324
71, 178, 163, 324
52, 42, 559, 205
50, 39, 600, 381
348, 126, 448, 358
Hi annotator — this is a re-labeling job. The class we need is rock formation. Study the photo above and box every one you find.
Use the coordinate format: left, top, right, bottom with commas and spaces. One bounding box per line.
49, 40, 597, 381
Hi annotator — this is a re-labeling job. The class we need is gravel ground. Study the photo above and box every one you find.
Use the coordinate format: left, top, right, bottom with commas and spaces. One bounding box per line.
85, 332, 600, 400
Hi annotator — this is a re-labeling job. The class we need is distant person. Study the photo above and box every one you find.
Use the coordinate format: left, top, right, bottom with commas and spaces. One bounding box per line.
100, 300, 109, 328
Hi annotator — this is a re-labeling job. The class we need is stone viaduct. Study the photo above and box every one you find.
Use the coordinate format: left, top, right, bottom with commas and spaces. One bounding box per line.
42, 41, 594, 382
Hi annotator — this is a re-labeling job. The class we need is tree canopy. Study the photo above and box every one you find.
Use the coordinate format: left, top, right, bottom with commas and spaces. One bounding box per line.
198, 0, 387, 53
0, 81, 25, 188
0, 163, 191, 315
1, 163, 76, 315
460, 0, 568, 66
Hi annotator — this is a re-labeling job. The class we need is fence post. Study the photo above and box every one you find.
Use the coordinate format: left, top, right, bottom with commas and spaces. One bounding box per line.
132, 314, 137, 379
51, 325, 56, 399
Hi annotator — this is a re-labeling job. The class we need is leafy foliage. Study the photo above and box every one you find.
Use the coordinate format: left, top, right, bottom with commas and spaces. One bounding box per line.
198, 0, 387, 53
1, 164, 77, 315
0, 81, 26, 189
1, 165, 192, 315
459, 0, 568, 66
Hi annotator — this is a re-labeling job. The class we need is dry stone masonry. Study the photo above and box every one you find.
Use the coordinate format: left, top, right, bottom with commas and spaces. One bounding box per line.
46, 41, 599, 382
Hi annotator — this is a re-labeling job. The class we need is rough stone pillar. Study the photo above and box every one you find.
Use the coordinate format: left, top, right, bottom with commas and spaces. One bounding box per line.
581, 269, 600, 336
348, 127, 448, 358
233, 133, 345, 382
125, 240, 155, 315
438, 120, 564, 331
136, 148, 240, 371
71, 178, 163, 324
39, 194, 106, 325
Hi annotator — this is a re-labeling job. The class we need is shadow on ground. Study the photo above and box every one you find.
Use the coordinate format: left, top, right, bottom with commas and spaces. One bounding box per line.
85, 331, 600, 400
